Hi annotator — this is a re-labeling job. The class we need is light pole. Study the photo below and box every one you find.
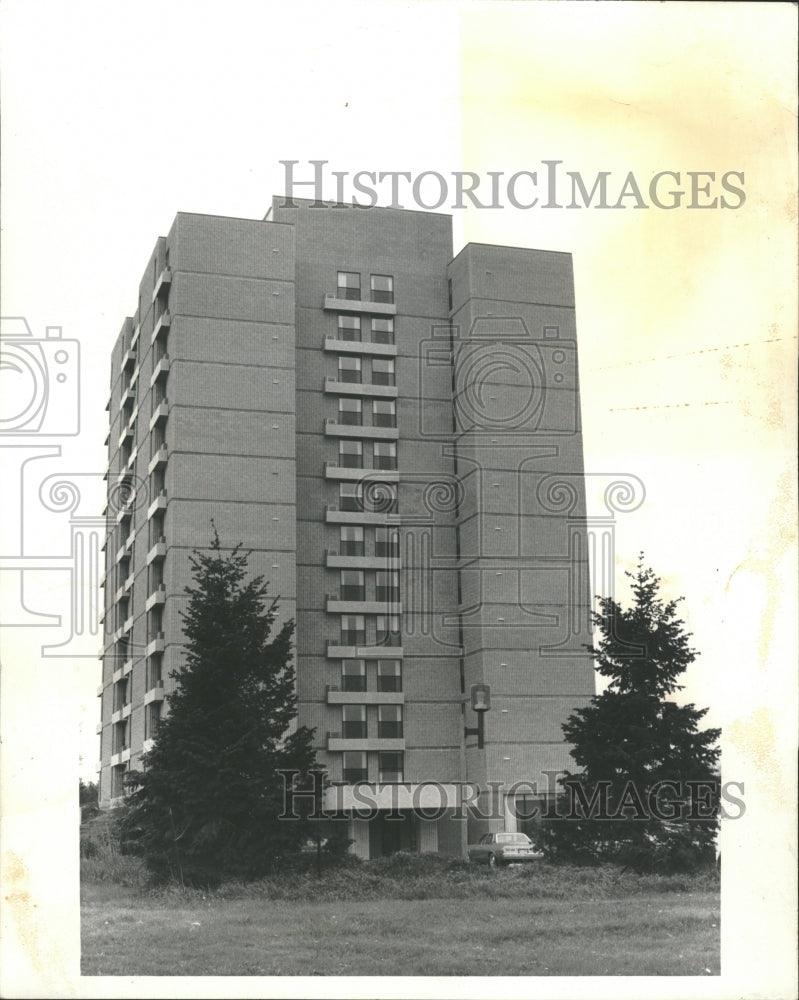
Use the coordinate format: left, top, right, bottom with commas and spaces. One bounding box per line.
464, 683, 491, 750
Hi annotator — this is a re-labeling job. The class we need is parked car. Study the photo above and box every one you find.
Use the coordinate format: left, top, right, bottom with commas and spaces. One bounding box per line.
467, 831, 545, 867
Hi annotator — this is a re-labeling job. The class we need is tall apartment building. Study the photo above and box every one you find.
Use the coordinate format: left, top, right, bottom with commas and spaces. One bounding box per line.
98, 196, 595, 858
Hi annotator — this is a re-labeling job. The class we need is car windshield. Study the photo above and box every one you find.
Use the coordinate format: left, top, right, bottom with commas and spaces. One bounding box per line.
496, 833, 530, 844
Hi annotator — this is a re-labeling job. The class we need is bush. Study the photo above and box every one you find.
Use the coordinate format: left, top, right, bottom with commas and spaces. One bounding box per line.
80, 812, 149, 887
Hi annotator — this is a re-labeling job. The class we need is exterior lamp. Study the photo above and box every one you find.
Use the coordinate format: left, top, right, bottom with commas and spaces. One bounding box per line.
465, 683, 491, 749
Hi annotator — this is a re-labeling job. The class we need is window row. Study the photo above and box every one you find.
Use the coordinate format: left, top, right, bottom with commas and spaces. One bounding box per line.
339, 525, 400, 557
337, 271, 394, 304
337, 569, 400, 603
340, 658, 402, 692
337, 397, 396, 427
341, 704, 403, 739
338, 482, 398, 514
338, 439, 397, 469
337, 315, 394, 344
342, 750, 404, 783
337, 355, 395, 385
340, 614, 401, 646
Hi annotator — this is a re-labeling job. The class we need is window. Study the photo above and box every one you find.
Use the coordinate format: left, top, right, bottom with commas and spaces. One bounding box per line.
340, 570, 365, 601
337, 315, 361, 341
149, 607, 163, 638
370, 274, 394, 304
338, 397, 362, 426
378, 751, 404, 782
373, 441, 397, 470
340, 525, 364, 556
375, 527, 400, 558
113, 719, 129, 753
339, 439, 363, 469
341, 614, 365, 646
337, 271, 361, 300
113, 679, 129, 711
342, 751, 368, 783
342, 704, 367, 739
338, 356, 361, 383
145, 701, 162, 740
372, 399, 396, 428
341, 659, 366, 692
372, 358, 395, 386
339, 483, 360, 512
371, 317, 394, 345
376, 614, 401, 647
146, 655, 163, 690
376, 570, 400, 604
377, 660, 402, 692
378, 705, 403, 738
111, 765, 127, 798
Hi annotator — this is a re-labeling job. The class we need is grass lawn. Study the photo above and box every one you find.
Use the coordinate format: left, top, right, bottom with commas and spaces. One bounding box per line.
81, 881, 719, 977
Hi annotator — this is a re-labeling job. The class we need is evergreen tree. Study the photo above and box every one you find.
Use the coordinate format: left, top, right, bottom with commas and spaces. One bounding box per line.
547, 556, 721, 872
124, 527, 316, 885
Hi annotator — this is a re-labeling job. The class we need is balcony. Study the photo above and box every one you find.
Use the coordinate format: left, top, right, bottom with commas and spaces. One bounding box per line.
110, 748, 131, 767
323, 377, 398, 399
152, 266, 172, 301
148, 446, 168, 475
325, 549, 400, 570
147, 536, 167, 564
96, 683, 104, 697
145, 584, 166, 611
124, 571, 135, 593
326, 687, 404, 706
131, 322, 141, 350
123, 529, 136, 554
120, 347, 137, 373
322, 292, 396, 317
111, 703, 132, 725
323, 336, 397, 357
144, 682, 165, 705
326, 595, 402, 615
146, 633, 166, 656
115, 501, 134, 525
149, 399, 169, 430
121, 615, 134, 635
326, 640, 404, 659
324, 419, 399, 441
150, 355, 171, 387
118, 385, 134, 412
327, 735, 405, 752
325, 505, 400, 527
117, 425, 133, 450
151, 311, 171, 345
147, 489, 168, 518
323, 462, 399, 483
129, 365, 140, 390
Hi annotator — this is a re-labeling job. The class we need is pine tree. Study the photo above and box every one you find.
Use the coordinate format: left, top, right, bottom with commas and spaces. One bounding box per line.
124, 527, 317, 885
547, 556, 721, 872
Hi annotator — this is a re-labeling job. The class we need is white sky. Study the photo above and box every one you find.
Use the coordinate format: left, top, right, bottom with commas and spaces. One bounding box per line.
0, 2, 796, 998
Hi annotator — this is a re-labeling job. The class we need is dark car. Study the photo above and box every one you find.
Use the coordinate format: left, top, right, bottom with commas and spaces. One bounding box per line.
467, 831, 545, 867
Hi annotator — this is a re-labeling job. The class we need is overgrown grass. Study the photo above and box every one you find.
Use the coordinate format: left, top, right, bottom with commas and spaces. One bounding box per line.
82, 847, 718, 903
82, 882, 719, 976
81, 829, 720, 975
